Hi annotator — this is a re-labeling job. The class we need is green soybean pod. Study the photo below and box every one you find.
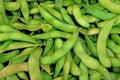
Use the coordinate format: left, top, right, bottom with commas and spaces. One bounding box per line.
54, 38, 63, 50
96, 65, 112, 80
0, 42, 38, 54
5, 2, 20, 11
87, 27, 120, 35
1, 40, 13, 49
110, 26, 120, 34
97, 16, 120, 28
0, 0, 9, 24
9, 48, 35, 80
111, 34, 120, 45
41, 4, 63, 21
106, 48, 115, 58
73, 4, 90, 28
0, 25, 19, 33
90, 72, 101, 80
12, 22, 42, 31
32, 30, 72, 39
41, 64, 51, 75
38, 5, 77, 32
41, 24, 55, 32
0, 50, 19, 63
9, 14, 19, 25
83, 15, 100, 23
88, 69, 99, 75
84, 4, 117, 20
60, 7, 75, 25
25, 24, 42, 31
87, 28, 100, 35
43, 39, 54, 56
9, 47, 37, 64
70, 54, 81, 76
11, 22, 26, 30
63, 52, 71, 80
46, 46, 55, 56
6, 75, 19, 80
29, 7, 39, 14
96, 20, 108, 28
110, 58, 120, 67
28, 47, 42, 80
73, 55, 80, 65
17, 72, 29, 80
0, 32, 37, 44
0, 62, 28, 79
63, 0, 74, 6
17, 0, 29, 23
97, 18, 117, 67
85, 35, 98, 57
55, 0, 63, 11
67, 5, 73, 15
41, 71, 53, 80
54, 38, 65, 77
92, 3, 106, 10
73, 38, 99, 69
29, 19, 45, 25
79, 62, 89, 80
107, 39, 120, 55
99, 0, 120, 14
40, 28, 79, 65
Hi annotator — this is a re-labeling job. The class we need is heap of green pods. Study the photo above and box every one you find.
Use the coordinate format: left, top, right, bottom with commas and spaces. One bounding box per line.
0, 0, 120, 80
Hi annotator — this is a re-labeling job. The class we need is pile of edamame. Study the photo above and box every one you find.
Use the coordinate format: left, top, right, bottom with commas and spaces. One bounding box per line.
0, 0, 120, 80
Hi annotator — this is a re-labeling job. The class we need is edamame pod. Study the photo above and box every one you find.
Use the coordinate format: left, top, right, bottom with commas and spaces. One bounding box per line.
73, 4, 90, 28
32, 30, 72, 39
73, 38, 100, 69
28, 47, 43, 80
60, 8, 75, 25
79, 62, 89, 80
40, 28, 79, 65
97, 18, 116, 67
43, 39, 54, 56
107, 39, 120, 55
5, 2, 20, 11
0, 50, 19, 63
0, 62, 28, 79
17, 0, 29, 23
0, 0, 9, 24
0, 42, 38, 54
38, 5, 77, 32
17, 72, 29, 80
0, 32, 37, 43
96, 65, 112, 80
84, 4, 117, 20
54, 38, 65, 77
70, 54, 81, 76
6, 75, 19, 80
63, 53, 71, 80
99, 0, 120, 14
41, 4, 63, 21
